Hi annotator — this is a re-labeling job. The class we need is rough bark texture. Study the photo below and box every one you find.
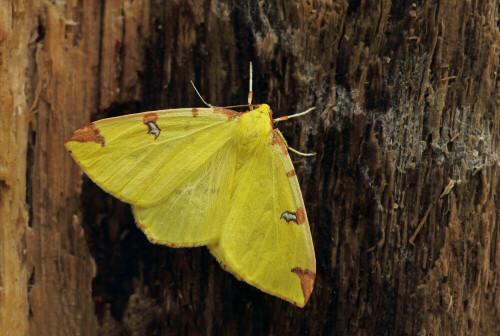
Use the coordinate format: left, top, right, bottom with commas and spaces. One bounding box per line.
1, 1, 100, 335
0, 0, 498, 335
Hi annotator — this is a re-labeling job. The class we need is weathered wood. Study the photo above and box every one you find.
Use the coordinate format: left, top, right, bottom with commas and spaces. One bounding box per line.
0, 0, 498, 335
1, 1, 100, 335
0, 2, 31, 335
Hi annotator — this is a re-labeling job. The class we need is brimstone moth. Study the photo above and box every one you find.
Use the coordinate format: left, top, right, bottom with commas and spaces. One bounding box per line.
65, 86, 316, 307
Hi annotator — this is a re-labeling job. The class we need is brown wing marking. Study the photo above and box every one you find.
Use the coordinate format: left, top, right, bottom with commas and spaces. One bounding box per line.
271, 130, 288, 155
142, 113, 161, 139
191, 108, 199, 117
65, 123, 105, 146
291, 267, 315, 304
280, 207, 306, 225
142, 113, 158, 123
213, 108, 241, 120
286, 170, 296, 177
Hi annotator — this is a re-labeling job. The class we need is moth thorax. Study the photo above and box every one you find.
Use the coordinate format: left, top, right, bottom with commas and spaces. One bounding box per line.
238, 108, 272, 155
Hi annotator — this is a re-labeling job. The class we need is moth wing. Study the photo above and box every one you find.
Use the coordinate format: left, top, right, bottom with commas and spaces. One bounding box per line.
131, 139, 237, 246
65, 108, 240, 207
209, 131, 316, 307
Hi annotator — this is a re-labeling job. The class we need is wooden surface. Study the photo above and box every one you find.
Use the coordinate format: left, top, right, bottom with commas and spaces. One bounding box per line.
0, 0, 498, 335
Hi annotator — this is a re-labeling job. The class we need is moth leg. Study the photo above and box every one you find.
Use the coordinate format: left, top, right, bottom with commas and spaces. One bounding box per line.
288, 146, 316, 157
273, 107, 316, 123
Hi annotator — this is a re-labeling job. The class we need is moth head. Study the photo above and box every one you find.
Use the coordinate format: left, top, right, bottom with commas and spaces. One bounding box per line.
254, 103, 272, 118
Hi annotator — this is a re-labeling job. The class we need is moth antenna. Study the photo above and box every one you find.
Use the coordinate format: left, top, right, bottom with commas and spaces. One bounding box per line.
190, 80, 216, 108
221, 104, 252, 109
248, 62, 254, 110
274, 107, 316, 123
288, 146, 316, 157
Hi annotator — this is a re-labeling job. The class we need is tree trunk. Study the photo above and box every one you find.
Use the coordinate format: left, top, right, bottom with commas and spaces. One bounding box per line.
1, 0, 498, 335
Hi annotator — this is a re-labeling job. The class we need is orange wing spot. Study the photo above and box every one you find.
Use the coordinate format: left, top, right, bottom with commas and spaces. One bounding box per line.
291, 267, 315, 305
148, 236, 156, 243
142, 113, 159, 124
296, 207, 306, 225
191, 108, 199, 117
271, 130, 288, 155
65, 123, 105, 146
286, 170, 296, 177
213, 108, 240, 120
170, 243, 176, 248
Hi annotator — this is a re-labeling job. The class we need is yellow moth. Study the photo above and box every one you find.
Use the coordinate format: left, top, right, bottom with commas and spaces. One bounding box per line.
65, 70, 316, 307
